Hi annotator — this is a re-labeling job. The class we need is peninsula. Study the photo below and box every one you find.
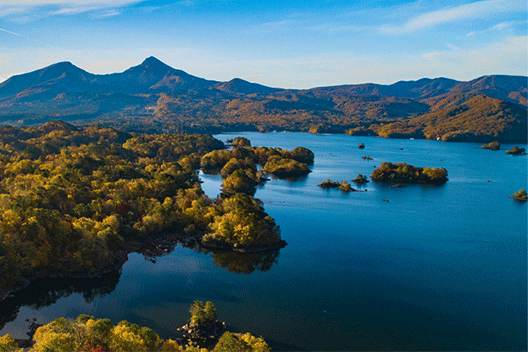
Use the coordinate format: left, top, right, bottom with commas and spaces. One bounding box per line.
0, 122, 303, 299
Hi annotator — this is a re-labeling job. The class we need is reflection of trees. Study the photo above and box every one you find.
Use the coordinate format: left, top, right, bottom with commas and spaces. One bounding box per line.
0, 233, 282, 334
0, 270, 121, 331
199, 248, 280, 274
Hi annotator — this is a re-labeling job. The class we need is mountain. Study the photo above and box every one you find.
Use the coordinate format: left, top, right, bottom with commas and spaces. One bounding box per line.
376, 95, 528, 142
0, 62, 97, 99
0, 58, 526, 142
306, 77, 460, 99
215, 78, 281, 95
102, 56, 218, 93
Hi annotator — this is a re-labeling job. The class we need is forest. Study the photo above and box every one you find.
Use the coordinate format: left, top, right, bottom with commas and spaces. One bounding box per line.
0, 121, 311, 296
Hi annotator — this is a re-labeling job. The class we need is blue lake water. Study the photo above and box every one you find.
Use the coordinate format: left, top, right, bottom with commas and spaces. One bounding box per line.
1, 133, 526, 351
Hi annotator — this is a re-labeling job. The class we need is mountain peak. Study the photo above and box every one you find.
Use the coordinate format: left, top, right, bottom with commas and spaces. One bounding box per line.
138, 56, 172, 71
50, 61, 76, 68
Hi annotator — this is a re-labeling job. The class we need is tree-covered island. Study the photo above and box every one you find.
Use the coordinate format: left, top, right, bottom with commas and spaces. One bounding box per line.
371, 162, 448, 184
480, 141, 500, 150
505, 146, 526, 155
510, 190, 528, 201
0, 122, 311, 298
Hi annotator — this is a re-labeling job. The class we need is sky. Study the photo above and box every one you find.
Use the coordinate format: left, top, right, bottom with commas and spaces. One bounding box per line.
0, 0, 526, 89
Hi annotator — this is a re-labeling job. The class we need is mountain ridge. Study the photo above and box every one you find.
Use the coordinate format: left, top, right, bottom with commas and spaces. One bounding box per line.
0, 57, 526, 143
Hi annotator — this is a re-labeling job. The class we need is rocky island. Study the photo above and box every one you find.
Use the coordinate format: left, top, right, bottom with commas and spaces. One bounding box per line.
318, 179, 360, 192
352, 174, 370, 184
510, 189, 528, 201
505, 146, 526, 155
480, 141, 500, 150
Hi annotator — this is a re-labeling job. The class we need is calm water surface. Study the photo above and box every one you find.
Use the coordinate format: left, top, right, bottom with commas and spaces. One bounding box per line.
1, 133, 526, 351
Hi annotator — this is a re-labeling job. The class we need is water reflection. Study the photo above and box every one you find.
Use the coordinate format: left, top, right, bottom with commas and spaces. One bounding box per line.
0, 270, 121, 331
198, 248, 280, 274
0, 235, 283, 333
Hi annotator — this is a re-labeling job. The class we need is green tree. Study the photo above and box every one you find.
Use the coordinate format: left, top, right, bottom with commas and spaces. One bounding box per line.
108, 321, 160, 352
189, 300, 217, 328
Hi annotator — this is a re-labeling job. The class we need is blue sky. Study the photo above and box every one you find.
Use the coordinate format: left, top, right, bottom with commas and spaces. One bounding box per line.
0, 0, 526, 88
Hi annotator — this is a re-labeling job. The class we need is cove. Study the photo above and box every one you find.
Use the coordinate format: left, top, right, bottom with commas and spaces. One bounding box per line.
0, 133, 526, 351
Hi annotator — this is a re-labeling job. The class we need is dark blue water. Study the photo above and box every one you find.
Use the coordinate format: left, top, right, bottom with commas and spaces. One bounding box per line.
1, 133, 526, 351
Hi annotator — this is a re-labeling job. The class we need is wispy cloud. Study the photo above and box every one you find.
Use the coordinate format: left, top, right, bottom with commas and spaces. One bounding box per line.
0, 26, 62, 49
0, 0, 144, 17
380, 0, 526, 35
92, 9, 121, 18
446, 43, 461, 51
0, 26, 20, 37
419, 35, 527, 76
467, 20, 527, 36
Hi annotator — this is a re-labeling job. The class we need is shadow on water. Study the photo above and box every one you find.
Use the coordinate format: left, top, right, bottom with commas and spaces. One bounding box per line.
268, 173, 310, 184
138, 235, 282, 274
0, 270, 121, 331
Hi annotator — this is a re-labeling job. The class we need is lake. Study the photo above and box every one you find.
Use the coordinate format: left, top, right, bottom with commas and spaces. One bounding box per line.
1, 133, 526, 351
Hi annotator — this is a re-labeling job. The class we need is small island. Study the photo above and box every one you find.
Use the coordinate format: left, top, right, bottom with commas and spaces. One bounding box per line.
505, 146, 526, 155
371, 162, 448, 184
178, 300, 227, 345
262, 157, 311, 178
510, 189, 528, 201
318, 179, 360, 192
352, 174, 370, 184
230, 136, 252, 147
480, 141, 500, 150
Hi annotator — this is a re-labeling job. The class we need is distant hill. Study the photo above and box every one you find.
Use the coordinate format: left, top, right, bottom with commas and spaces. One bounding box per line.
215, 78, 281, 95
376, 95, 527, 142
0, 57, 526, 142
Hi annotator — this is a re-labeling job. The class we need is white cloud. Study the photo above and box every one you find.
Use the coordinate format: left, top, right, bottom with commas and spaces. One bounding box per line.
92, 9, 121, 18
380, 0, 526, 35
446, 43, 461, 51
418, 35, 527, 78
